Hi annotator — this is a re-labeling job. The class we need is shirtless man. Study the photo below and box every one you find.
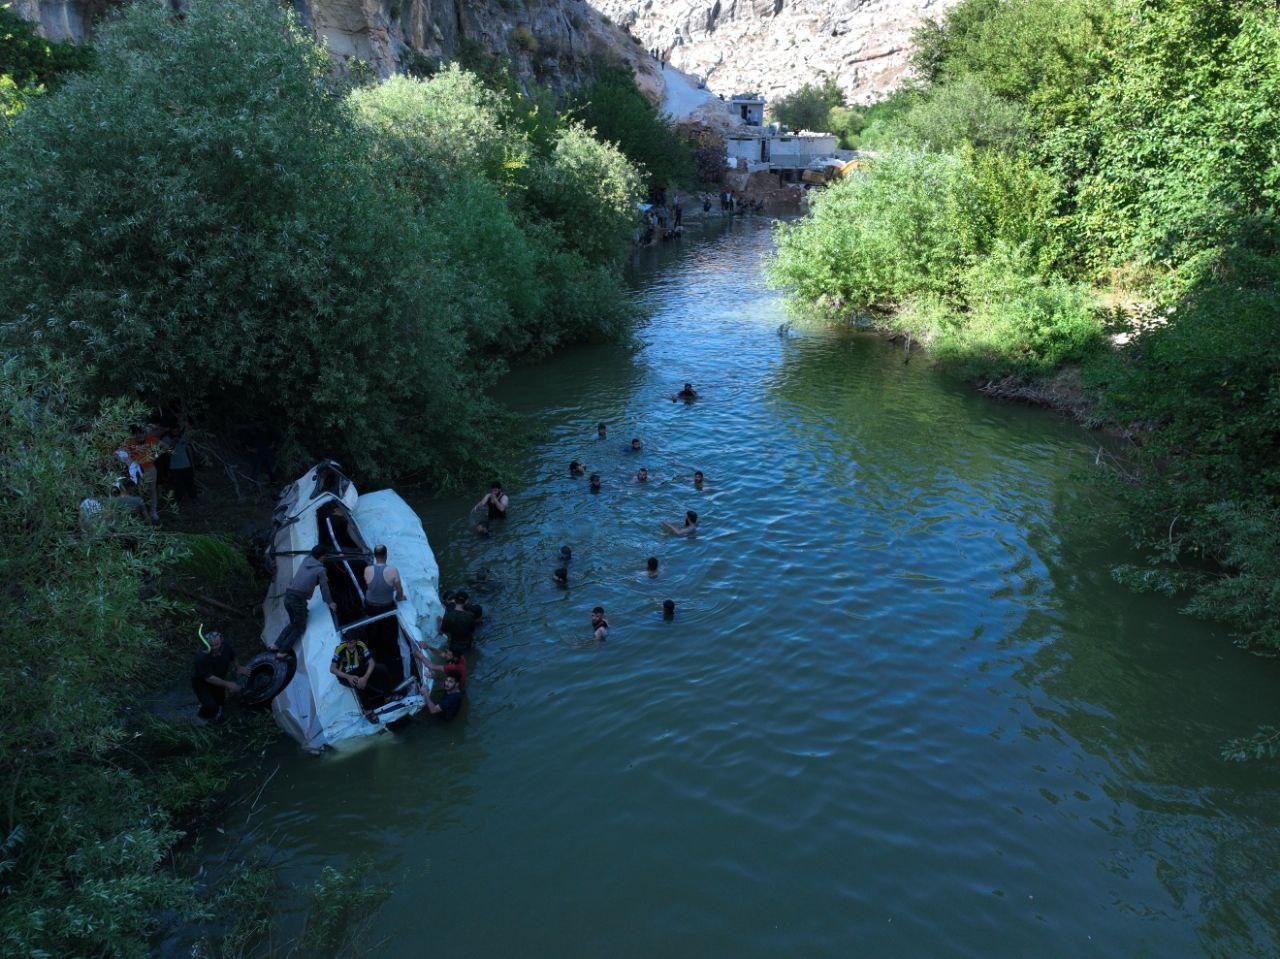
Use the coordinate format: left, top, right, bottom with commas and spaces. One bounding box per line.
661, 510, 698, 536
671, 382, 698, 402
635, 467, 649, 483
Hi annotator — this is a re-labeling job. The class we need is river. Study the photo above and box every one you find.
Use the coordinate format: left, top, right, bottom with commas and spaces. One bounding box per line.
201, 217, 1280, 957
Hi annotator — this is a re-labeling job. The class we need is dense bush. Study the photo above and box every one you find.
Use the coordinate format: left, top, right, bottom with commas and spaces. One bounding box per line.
0, 0, 640, 484
568, 65, 694, 194
0, 360, 191, 957
770, 148, 1056, 308
771, 0, 1280, 657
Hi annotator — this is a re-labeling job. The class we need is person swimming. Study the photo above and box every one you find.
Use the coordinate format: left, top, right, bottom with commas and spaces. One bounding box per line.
635, 467, 649, 483
672, 382, 698, 402
597, 422, 607, 440
552, 567, 568, 588
661, 510, 698, 536
560, 545, 572, 563
693, 470, 704, 490
647, 556, 659, 577
473, 481, 509, 521
662, 599, 676, 621
624, 438, 642, 453
590, 606, 609, 642
570, 460, 586, 477
589, 473, 601, 493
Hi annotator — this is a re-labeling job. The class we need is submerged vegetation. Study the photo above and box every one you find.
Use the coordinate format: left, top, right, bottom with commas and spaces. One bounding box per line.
0, 0, 650, 952
770, 0, 1280, 651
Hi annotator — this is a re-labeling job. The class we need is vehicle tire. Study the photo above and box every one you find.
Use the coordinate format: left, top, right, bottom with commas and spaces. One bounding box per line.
238, 652, 296, 707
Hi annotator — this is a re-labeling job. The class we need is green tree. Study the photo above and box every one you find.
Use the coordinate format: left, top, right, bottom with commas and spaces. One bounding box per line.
768, 78, 844, 132
0, 359, 188, 957
568, 65, 694, 193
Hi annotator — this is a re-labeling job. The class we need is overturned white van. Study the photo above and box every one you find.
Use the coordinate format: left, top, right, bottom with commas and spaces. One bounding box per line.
260, 463, 444, 750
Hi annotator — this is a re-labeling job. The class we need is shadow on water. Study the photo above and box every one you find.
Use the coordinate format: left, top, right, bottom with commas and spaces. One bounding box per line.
178, 217, 1280, 959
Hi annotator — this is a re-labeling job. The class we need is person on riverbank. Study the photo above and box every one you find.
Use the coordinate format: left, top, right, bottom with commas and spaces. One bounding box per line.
591, 606, 609, 643
647, 556, 659, 577
635, 467, 649, 483
192, 629, 247, 723
473, 481, 509, 522
121, 424, 161, 523
164, 424, 198, 507
662, 599, 676, 621
671, 382, 698, 402
269, 544, 337, 657
673, 196, 683, 227
570, 460, 586, 477
437, 593, 479, 654
703, 195, 712, 214
661, 510, 698, 536
423, 673, 465, 722
589, 473, 601, 493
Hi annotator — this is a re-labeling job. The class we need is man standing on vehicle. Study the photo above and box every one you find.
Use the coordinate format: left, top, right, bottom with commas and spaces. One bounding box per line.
269, 544, 338, 657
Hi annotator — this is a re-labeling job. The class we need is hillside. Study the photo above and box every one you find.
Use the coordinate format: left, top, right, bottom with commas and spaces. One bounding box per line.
595, 0, 957, 103
11, 0, 664, 98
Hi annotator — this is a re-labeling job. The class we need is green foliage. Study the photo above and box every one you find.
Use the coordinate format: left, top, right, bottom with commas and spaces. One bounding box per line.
177, 533, 254, 593
524, 120, 644, 266
862, 75, 1028, 152
768, 78, 845, 133
569, 66, 695, 192
0, 358, 193, 958
0, 0, 640, 485
1077, 0, 1280, 277
0, 3, 93, 119
781, 0, 1280, 658
296, 862, 389, 956
770, 148, 1055, 311
349, 68, 518, 191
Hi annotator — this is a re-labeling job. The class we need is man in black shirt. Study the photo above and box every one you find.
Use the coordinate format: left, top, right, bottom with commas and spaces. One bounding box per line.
191, 630, 246, 723
437, 593, 478, 654
423, 673, 464, 722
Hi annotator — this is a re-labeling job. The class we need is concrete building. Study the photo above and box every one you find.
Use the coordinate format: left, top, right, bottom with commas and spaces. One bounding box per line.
730, 94, 765, 127
726, 130, 839, 181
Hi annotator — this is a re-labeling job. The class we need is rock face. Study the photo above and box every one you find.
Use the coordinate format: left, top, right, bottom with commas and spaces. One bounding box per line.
12, 0, 662, 99
594, 0, 958, 103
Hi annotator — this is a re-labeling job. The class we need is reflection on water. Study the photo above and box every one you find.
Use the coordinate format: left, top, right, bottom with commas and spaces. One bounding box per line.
187, 217, 1280, 958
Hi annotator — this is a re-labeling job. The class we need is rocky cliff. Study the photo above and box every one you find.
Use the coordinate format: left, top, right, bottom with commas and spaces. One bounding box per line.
594, 0, 956, 104
12, 0, 663, 99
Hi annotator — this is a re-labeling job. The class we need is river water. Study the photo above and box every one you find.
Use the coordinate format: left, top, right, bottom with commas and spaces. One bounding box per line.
212, 218, 1280, 957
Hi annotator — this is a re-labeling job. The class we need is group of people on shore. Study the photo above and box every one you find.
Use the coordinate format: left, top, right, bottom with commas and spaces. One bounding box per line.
637, 191, 764, 247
